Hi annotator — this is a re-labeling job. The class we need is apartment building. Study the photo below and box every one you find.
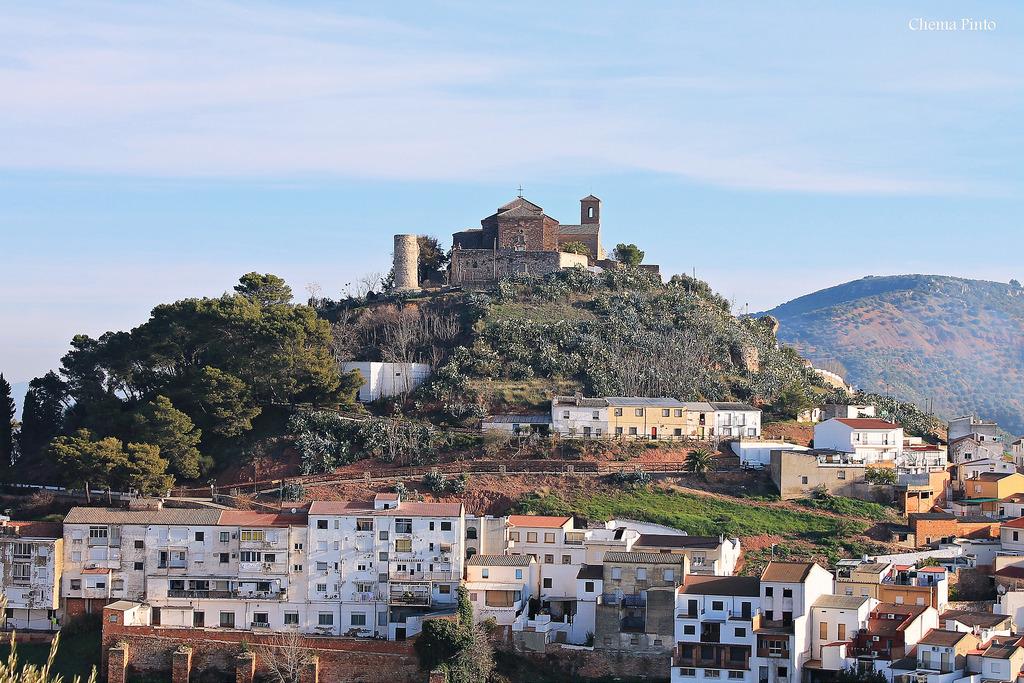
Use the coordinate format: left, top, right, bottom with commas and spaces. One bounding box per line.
940, 610, 1011, 642
633, 534, 741, 576
596, 552, 686, 655
754, 562, 833, 683
834, 558, 949, 611
551, 394, 608, 438
847, 602, 937, 671
672, 575, 761, 683
808, 594, 875, 670
306, 495, 464, 640
813, 418, 903, 463
62, 506, 223, 618
954, 472, 1024, 518
0, 517, 62, 631
769, 449, 875, 501
888, 628, 978, 682
607, 397, 688, 439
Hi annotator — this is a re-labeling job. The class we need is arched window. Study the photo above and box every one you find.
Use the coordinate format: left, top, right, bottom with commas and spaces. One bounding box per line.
466, 547, 477, 560
466, 527, 478, 540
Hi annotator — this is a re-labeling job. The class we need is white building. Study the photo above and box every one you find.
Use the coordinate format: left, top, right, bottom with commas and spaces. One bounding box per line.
633, 534, 741, 576
710, 402, 762, 439
809, 594, 875, 667
550, 394, 609, 438
821, 404, 876, 421
341, 361, 432, 402
672, 575, 761, 683
813, 418, 903, 463
733, 441, 810, 470
0, 518, 63, 631
464, 554, 535, 627
307, 494, 464, 640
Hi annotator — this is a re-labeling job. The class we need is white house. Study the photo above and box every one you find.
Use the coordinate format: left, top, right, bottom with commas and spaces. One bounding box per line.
813, 418, 903, 463
341, 361, 432, 402
465, 555, 535, 627
710, 402, 762, 438
672, 575, 761, 683
550, 395, 609, 438
733, 440, 810, 470
821, 404, 876, 420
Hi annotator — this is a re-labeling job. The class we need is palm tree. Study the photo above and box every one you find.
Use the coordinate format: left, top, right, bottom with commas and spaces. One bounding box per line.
684, 447, 714, 474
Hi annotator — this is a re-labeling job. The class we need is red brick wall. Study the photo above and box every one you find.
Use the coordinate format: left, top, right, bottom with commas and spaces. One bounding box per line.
913, 518, 959, 544
958, 520, 999, 539
101, 618, 422, 683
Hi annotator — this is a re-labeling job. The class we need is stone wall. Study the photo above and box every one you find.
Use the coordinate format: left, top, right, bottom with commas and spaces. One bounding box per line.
449, 249, 587, 285
393, 234, 419, 291
502, 643, 670, 682
102, 618, 421, 683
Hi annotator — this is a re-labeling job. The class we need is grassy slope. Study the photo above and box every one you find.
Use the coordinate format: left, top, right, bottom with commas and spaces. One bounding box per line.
764, 274, 1024, 433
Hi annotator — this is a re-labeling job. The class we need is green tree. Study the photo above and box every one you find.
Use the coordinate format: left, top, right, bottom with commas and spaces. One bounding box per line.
193, 367, 262, 438
560, 241, 591, 256
685, 447, 714, 474
775, 383, 815, 419
414, 586, 493, 681
234, 272, 293, 307
135, 395, 206, 479
49, 429, 173, 494
417, 235, 450, 285
835, 666, 887, 683
0, 373, 14, 481
613, 243, 645, 267
19, 372, 68, 461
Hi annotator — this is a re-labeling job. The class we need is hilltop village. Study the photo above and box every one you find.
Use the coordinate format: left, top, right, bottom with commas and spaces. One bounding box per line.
3, 195, 1024, 683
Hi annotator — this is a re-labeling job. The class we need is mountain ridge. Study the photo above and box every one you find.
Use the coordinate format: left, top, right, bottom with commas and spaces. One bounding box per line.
760, 273, 1024, 434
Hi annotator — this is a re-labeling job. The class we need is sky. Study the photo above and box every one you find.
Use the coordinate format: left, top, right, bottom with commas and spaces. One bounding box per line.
1, 1, 1022, 387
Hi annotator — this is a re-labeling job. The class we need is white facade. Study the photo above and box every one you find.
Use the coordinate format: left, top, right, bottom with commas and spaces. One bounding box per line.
672, 577, 761, 683
710, 403, 762, 438
550, 396, 609, 438
465, 555, 535, 626
813, 418, 903, 463
734, 441, 810, 469
0, 519, 62, 631
341, 361, 432, 402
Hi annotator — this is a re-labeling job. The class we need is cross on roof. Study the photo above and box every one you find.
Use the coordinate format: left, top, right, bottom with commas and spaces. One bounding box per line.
516, 184, 524, 197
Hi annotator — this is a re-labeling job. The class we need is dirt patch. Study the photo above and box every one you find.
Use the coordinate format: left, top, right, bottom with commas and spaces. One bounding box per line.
762, 421, 814, 446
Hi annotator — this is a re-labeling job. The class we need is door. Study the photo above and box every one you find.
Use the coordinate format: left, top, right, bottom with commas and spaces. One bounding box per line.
395, 627, 407, 641
651, 427, 658, 438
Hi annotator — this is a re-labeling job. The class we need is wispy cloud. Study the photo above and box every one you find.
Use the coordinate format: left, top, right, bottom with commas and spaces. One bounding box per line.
0, 1, 1018, 195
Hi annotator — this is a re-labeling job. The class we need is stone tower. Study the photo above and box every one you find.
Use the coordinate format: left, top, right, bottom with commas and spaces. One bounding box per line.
393, 234, 419, 290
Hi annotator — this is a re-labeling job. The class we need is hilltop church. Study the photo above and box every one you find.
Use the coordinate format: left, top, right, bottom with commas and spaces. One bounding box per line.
448, 194, 609, 286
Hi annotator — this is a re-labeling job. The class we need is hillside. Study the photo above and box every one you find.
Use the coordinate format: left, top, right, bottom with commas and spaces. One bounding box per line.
762, 274, 1024, 433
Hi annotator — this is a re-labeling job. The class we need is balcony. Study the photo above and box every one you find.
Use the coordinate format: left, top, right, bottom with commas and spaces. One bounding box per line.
167, 589, 288, 601
756, 647, 791, 659
389, 569, 455, 582
389, 583, 432, 607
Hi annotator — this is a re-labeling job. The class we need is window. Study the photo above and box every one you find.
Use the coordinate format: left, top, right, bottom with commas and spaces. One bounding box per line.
395, 518, 413, 534
585, 581, 594, 593
316, 584, 327, 592
240, 529, 265, 542
317, 519, 328, 529
12, 563, 30, 583
438, 584, 451, 595
735, 627, 746, 637
351, 613, 367, 626
293, 543, 303, 551
635, 408, 644, 417
782, 588, 792, 598
293, 564, 303, 572
674, 409, 683, 418
440, 522, 452, 531
89, 526, 108, 541
764, 587, 773, 596
265, 553, 276, 563
356, 518, 373, 532
219, 612, 235, 628
636, 568, 647, 581
680, 669, 696, 677
509, 531, 520, 542
318, 613, 334, 626
195, 532, 205, 542
705, 670, 720, 678
542, 578, 552, 589
712, 600, 724, 610
316, 561, 329, 571
515, 569, 523, 580
592, 411, 600, 420
219, 553, 229, 563
220, 531, 230, 543
11, 542, 30, 557
481, 568, 489, 578
134, 561, 144, 570
684, 625, 695, 635
562, 555, 572, 564
728, 672, 744, 680
615, 427, 623, 435
614, 408, 623, 417
252, 612, 269, 626
778, 668, 788, 678
544, 554, 554, 564
544, 533, 555, 543
664, 569, 675, 581
395, 539, 412, 552
70, 579, 81, 590
837, 470, 846, 480
193, 612, 205, 627
800, 476, 808, 485
674, 428, 682, 436
527, 532, 538, 543
379, 552, 388, 562
379, 530, 389, 541
562, 410, 570, 419
71, 551, 82, 562
284, 612, 299, 625
662, 409, 670, 417
611, 567, 622, 580
134, 540, 145, 549
629, 427, 638, 436
239, 551, 261, 562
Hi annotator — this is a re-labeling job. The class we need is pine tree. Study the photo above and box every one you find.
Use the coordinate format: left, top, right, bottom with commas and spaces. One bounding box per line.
0, 373, 15, 481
